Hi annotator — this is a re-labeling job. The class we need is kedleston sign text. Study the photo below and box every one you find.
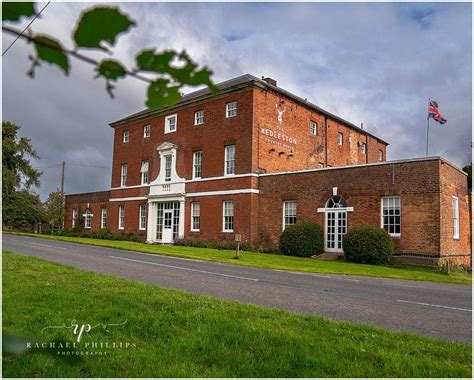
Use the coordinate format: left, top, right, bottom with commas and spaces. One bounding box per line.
260, 102, 298, 148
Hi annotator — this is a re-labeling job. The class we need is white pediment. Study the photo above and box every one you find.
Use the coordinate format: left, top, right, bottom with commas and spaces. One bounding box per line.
157, 142, 178, 151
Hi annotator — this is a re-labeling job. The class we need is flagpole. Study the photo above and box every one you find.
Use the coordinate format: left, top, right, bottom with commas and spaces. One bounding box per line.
425, 98, 430, 157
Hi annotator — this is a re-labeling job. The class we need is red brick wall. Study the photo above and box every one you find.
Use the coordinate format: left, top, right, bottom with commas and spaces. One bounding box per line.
64, 191, 110, 229
253, 88, 387, 173
111, 89, 255, 188
184, 193, 256, 244
439, 161, 471, 265
257, 159, 453, 257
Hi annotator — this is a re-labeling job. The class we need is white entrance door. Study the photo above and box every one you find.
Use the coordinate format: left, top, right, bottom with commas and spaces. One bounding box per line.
326, 210, 347, 252
162, 210, 173, 243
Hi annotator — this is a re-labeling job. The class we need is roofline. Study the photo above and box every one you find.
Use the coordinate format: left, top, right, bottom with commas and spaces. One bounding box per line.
109, 74, 389, 146
65, 190, 110, 198
259, 156, 468, 178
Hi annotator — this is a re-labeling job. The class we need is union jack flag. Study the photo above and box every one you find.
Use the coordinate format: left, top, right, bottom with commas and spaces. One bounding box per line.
428, 99, 447, 124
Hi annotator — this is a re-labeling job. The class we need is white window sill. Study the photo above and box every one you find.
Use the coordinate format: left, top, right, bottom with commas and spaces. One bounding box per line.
226, 115, 236, 118
224, 173, 235, 177
222, 230, 234, 233
388, 233, 401, 238
191, 229, 200, 232
164, 130, 176, 134
118, 227, 124, 230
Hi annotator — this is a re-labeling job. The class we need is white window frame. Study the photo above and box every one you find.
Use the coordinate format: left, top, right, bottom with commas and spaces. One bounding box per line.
193, 151, 202, 179
100, 208, 107, 229
143, 125, 151, 138
222, 201, 234, 232
84, 209, 92, 229
226, 101, 237, 118
360, 142, 366, 154
194, 110, 204, 125
224, 145, 236, 176
122, 130, 129, 143
338, 132, 343, 146
310, 121, 317, 135
72, 208, 78, 228
140, 160, 149, 185
118, 205, 125, 230
452, 196, 460, 240
378, 149, 383, 161
164, 154, 172, 182
191, 202, 200, 232
380, 196, 401, 236
139, 204, 147, 230
165, 114, 177, 134
282, 201, 297, 231
120, 164, 127, 187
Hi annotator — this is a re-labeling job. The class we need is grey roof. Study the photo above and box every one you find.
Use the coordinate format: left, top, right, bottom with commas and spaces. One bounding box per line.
110, 74, 389, 145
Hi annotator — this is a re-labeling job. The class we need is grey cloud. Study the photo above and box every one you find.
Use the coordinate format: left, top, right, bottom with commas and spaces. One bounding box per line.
2, 2, 471, 200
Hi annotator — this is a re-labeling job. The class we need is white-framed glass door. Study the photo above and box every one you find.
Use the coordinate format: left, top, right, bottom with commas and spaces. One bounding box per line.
162, 210, 173, 243
325, 210, 347, 252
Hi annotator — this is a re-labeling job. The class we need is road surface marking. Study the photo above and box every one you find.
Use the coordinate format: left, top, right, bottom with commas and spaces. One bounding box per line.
9, 239, 70, 251
397, 299, 471, 312
109, 255, 260, 282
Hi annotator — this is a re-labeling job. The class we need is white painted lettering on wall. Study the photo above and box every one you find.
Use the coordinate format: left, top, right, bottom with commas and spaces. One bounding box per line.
261, 128, 297, 148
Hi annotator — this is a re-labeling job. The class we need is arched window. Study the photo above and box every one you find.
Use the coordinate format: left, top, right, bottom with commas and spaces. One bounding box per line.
325, 195, 347, 209
84, 209, 92, 229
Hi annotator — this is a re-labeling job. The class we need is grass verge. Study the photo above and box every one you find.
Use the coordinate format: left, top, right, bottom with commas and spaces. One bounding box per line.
2, 251, 472, 377
5, 232, 472, 285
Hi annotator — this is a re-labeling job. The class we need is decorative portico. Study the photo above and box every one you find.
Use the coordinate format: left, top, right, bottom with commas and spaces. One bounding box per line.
146, 142, 185, 244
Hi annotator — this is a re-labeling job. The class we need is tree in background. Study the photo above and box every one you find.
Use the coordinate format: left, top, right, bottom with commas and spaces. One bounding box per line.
2, 121, 41, 196
462, 164, 472, 190
44, 191, 65, 232
2, 121, 45, 231
2, 191, 46, 231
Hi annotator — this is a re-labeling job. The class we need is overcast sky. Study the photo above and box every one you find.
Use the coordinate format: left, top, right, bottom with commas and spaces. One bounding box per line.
2, 2, 472, 200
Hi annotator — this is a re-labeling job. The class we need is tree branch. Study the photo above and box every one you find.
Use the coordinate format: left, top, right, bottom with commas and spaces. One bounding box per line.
2, 25, 152, 84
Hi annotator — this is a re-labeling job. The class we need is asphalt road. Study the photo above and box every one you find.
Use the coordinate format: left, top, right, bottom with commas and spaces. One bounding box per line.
3, 234, 472, 343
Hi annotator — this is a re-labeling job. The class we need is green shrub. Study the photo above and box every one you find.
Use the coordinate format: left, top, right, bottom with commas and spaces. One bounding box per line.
279, 221, 324, 258
90, 228, 113, 240
174, 237, 252, 251
343, 224, 394, 265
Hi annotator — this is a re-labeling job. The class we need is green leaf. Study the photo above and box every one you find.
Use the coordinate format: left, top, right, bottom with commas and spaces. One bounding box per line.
136, 49, 218, 93
33, 35, 70, 75
95, 59, 127, 98
96, 59, 127, 80
73, 7, 135, 50
2, 2, 35, 22
146, 79, 181, 109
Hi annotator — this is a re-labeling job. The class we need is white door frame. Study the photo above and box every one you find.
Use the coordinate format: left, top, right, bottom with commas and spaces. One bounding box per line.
324, 210, 347, 253
162, 210, 174, 244
317, 206, 353, 253
146, 196, 185, 243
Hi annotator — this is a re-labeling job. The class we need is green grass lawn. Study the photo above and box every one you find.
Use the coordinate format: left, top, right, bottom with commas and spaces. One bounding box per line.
2, 252, 471, 377
6, 232, 471, 285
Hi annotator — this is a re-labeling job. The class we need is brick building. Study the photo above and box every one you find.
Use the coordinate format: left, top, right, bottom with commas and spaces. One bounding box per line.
65, 74, 471, 266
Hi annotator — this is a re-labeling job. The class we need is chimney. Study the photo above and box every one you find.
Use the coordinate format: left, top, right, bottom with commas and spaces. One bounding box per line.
360, 122, 364, 129
263, 77, 277, 86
